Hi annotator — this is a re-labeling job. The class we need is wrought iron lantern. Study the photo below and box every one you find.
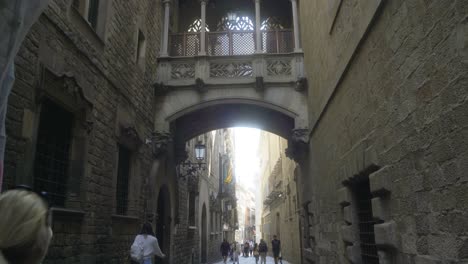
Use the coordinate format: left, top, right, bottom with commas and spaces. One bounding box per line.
178, 140, 207, 179
195, 141, 206, 162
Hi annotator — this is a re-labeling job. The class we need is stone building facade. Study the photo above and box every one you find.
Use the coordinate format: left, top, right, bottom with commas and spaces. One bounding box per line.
258, 131, 302, 264
299, 0, 468, 263
3, 0, 163, 263
175, 129, 236, 264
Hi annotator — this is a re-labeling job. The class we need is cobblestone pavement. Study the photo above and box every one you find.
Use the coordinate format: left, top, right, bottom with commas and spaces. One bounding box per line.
212, 256, 292, 264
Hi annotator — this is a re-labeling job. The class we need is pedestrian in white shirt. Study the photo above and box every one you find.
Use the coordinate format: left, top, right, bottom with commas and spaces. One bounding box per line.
131, 223, 165, 264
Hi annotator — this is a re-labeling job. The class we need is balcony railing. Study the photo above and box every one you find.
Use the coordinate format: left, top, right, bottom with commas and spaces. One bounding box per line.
169, 29, 294, 57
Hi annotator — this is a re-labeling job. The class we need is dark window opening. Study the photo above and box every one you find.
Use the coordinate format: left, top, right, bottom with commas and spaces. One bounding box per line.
87, 0, 100, 30
34, 99, 74, 207
137, 30, 147, 70
188, 192, 196, 226
116, 145, 131, 215
354, 177, 379, 264
72, 0, 80, 9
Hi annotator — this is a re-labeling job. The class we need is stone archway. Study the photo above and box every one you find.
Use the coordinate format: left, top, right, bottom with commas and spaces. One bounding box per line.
156, 185, 171, 264
201, 203, 208, 263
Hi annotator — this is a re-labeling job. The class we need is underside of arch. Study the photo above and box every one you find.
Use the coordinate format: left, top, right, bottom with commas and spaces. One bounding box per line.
170, 103, 295, 162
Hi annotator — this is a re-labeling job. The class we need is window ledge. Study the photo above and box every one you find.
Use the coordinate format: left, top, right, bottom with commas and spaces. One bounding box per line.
51, 207, 85, 218
112, 214, 140, 221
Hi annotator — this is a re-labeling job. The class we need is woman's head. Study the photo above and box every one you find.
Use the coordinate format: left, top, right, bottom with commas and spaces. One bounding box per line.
0, 189, 53, 264
140, 222, 154, 235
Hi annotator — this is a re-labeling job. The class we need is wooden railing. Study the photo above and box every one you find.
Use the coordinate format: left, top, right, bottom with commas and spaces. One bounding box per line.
168, 29, 294, 57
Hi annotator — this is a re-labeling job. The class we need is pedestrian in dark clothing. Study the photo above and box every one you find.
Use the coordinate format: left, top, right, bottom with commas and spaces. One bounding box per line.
253, 243, 260, 264
258, 239, 268, 264
220, 239, 231, 264
271, 235, 281, 264
244, 242, 250, 257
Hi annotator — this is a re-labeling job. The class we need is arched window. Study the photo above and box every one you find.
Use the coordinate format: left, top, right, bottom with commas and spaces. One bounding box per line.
217, 16, 254, 31
187, 18, 210, 32
261, 17, 285, 30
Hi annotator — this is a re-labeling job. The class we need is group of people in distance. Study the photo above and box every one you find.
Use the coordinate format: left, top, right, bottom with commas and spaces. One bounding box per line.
220, 235, 282, 264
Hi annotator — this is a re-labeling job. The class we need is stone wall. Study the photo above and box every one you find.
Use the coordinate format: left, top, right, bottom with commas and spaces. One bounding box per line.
4, 0, 162, 263
300, 0, 467, 263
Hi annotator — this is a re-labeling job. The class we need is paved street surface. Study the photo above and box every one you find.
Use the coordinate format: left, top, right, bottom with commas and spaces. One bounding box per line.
212, 256, 292, 264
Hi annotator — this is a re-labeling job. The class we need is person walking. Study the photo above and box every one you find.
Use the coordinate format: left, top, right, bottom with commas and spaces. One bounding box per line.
244, 241, 250, 257
253, 243, 260, 264
0, 187, 53, 264
271, 235, 281, 264
130, 223, 165, 264
258, 239, 268, 264
220, 239, 231, 264
233, 242, 241, 264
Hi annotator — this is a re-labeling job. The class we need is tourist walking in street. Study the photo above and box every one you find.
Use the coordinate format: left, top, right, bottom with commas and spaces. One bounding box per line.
243, 241, 250, 257
258, 239, 268, 264
220, 239, 231, 264
130, 222, 165, 264
271, 235, 281, 264
233, 242, 241, 264
253, 243, 260, 264
0, 187, 53, 264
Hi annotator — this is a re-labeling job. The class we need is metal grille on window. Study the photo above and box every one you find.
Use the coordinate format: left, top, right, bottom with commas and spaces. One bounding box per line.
87, 0, 100, 30
356, 178, 380, 264
116, 145, 131, 215
33, 99, 74, 207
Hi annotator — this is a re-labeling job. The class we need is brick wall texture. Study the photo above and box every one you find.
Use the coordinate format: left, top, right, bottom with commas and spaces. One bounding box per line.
300, 0, 467, 263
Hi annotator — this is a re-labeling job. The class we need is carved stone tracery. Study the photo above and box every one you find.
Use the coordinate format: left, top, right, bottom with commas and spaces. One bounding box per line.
266, 59, 292, 76
210, 62, 253, 78
171, 63, 196, 79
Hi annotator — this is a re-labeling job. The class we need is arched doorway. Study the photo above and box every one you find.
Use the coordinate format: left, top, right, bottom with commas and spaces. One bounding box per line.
201, 203, 208, 263
156, 185, 171, 264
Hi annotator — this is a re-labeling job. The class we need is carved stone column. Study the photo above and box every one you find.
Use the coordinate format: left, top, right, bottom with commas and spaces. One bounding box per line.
160, 0, 171, 57
199, 0, 207, 55
290, 0, 302, 52
254, 0, 262, 53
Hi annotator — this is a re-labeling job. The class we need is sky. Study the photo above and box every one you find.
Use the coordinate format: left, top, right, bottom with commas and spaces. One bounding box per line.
234, 127, 261, 190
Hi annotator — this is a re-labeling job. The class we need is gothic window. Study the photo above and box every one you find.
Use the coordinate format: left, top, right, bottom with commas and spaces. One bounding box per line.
261, 17, 285, 30
187, 19, 210, 32
217, 16, 254, 31
116, 145, 131, 215
33, 99, 74, 207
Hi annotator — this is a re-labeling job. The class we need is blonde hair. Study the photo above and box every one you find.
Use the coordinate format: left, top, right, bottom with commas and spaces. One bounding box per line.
0, 190, 49, 264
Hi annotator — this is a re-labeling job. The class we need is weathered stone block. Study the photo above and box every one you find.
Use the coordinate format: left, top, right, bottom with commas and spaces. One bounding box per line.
369, 166, 394, 196
337, 187, 352, 206
343, 205, 353, 224
374, 221, 399, 249
345, 244, 361, 264
341, 224, 355, 243
371, 197, 387, 221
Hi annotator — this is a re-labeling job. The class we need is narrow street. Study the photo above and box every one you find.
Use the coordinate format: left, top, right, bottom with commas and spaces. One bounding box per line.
212, 256, 291, 264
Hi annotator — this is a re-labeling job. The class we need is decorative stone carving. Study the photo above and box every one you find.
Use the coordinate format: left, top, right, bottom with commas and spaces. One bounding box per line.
195, 78, 207, 93
295, 77, 308, 92
266, 59, 292, 76
210, 62, 253, 78
119, 125, 143, 149
146, 131, 172, 158
171, 63, 195, 79
285, 128, 310, 162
